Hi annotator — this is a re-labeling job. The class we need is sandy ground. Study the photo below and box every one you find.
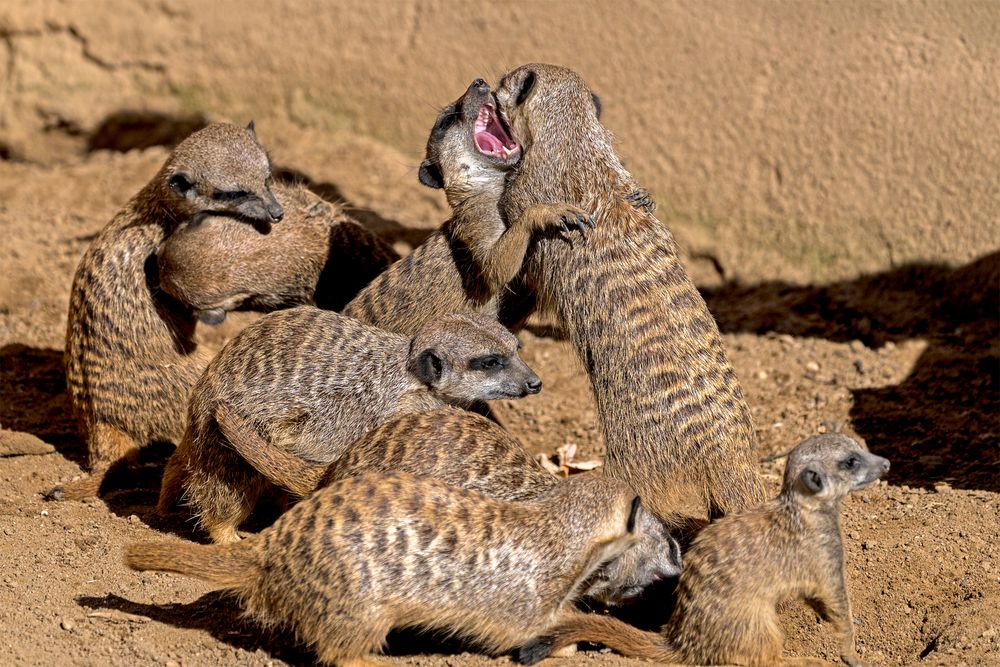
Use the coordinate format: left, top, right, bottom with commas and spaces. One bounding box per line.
2, 1, 999, 666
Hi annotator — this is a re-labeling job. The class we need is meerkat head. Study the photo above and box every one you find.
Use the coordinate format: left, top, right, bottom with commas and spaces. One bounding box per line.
783, 434, 891, 507
582, 506, 683, 606
159, 122, 284, 224
406, 312, 541, 404
417, 79, 521, 206
550, 475, 645, 589
494, 63, 604, 157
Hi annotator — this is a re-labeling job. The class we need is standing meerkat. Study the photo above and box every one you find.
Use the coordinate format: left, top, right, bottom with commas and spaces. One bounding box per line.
341, 78, 593, 335
214, 404, 684, 606
494, 64, 766, 519
156, 182, 399, 324
129, 471, 643, 666
519, 434, 890, 667
55, 122, 283, 501
158, 307, 543, 544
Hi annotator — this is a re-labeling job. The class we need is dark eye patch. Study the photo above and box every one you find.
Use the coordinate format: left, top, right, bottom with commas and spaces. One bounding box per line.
429, 103, 461, 142
839, 456, 860, 471
515, 71, 536, 106
212, 189, 252, 202
469, 354, 507, 372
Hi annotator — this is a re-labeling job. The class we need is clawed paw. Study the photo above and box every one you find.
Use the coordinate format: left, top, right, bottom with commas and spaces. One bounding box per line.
556, 208, 595, 236
626, 188, 656, 213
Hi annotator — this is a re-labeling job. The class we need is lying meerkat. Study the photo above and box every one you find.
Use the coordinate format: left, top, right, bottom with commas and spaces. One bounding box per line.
156, 182, 399, 324
55, 122, 282, 501
519, 433, 890, 667
157, 307, 542, 544
215, 404, 683, 606
129, 470, 642, 666
495, 64, 767, 519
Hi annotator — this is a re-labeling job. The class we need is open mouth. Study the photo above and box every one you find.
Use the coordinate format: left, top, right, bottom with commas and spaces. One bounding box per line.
474, 103, 520, 161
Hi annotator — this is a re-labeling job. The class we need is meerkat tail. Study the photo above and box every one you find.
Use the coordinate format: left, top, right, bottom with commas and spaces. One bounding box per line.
213, 403, 325, 498
518, 614, 677, 665
45, 473, 106, 502
125, 541, 257, 587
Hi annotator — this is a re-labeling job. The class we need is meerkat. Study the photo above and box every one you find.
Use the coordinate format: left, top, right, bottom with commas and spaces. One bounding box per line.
156, 182, 399, 324
340, 78, 594, 336
493, 64, 766, 520
129, 470, 643, 666
214, 404, 684, 606
54, 122, 282, 501
519, 433, 890, 667
157, 307, 542, 544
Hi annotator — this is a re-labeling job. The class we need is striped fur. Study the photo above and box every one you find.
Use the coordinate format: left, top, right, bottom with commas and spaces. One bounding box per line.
496, 64, 767, 519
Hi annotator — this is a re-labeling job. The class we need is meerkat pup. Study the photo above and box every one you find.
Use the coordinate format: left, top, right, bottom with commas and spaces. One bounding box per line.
55, 122, 282, 501
519, 434, 890, 667
158, 307, 542, 544
156, 182, 399, 324
494, 64, 766, 519
341, 78, 593, 335
215, 404, 684, 606
129, 471, 642, 666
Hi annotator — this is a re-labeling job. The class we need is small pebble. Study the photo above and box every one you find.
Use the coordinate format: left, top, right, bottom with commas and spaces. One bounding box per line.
756, 370, 768, 380
128, 514, 141, 524
60, 618, 74, 631
40, 510, 49, 517
805, 361, 820, 373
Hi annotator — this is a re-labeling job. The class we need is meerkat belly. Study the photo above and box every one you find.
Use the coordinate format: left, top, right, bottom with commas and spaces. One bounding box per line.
522, 223, 759, 516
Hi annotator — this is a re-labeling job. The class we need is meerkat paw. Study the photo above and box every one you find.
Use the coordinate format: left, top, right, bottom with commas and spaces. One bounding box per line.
626, 187, 656, 213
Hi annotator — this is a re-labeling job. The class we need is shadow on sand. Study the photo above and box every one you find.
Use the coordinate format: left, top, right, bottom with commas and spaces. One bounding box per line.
702, 250, 999, 492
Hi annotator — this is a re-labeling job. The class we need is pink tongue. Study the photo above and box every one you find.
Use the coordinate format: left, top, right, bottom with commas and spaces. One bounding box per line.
476, 131, 503, 153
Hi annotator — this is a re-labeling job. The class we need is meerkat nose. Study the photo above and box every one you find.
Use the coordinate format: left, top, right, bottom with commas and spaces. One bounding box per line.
525, 377, 543, 394
472, 78, 488, 92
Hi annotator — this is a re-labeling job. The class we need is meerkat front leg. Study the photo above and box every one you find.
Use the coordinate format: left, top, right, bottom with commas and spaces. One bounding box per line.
807, 575, 867, 667
471, 203, 593, 295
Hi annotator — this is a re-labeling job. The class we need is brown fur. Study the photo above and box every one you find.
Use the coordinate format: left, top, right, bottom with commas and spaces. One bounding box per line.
519, 434, 890, 667
157, 307, 541, 543
215, 404, 684, 605
156, 182, 399, 323
130, 470, 642, 665
494, 64, 766, 519
342, 79, 591, 336
55, 122, 282, 501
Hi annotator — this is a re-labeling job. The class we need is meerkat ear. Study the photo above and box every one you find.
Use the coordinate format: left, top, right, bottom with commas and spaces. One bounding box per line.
246, 120, 256, 138
515, 70, 536, 107
409, 348, 445, 386
800, 468, 826, 494
591, 93, 603, 119
626, 496, 642, 533
168, 172, 196, 198
418, 160, 444, 189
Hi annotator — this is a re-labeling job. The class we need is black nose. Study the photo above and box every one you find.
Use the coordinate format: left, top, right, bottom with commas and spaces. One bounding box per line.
525, 377, 542, 394
471, 78, 489, 92
268, 203, 284, 221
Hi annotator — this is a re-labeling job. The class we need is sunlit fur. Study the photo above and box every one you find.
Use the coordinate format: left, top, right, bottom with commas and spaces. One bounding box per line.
342, 79, 590, 336
495, 64, 766, 520
130, 471, 640, 665
157, 308, 541, 543
214, 405, 684, 605
520, 434, 890, 667
57, 123, 277, 501
156, 183, 398, 320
